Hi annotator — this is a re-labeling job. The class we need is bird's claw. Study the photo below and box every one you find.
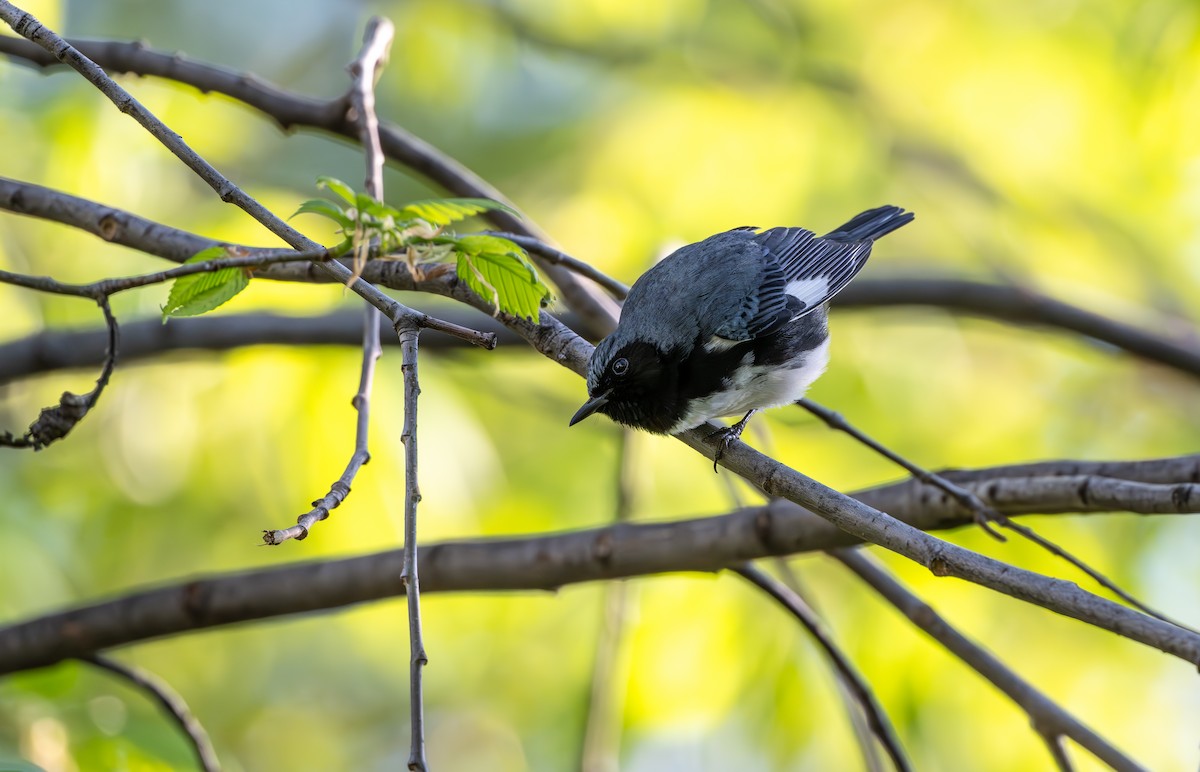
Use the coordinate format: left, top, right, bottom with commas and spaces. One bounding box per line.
707, 427, 735, 472
706, 416, 751, 473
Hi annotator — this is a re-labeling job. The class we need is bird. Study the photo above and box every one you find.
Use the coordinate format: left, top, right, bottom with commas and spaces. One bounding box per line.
568, 205, 914, 464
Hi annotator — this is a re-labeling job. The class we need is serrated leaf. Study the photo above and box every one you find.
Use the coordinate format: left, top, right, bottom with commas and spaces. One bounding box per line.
292, 198, 353, 228
162, 249, 250, 321
316, 176, 356, 205
400, 198, 518, 227
456, 249, 551, 320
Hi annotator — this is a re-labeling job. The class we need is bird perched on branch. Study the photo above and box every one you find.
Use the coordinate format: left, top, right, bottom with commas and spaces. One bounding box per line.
569, 205, 914, 463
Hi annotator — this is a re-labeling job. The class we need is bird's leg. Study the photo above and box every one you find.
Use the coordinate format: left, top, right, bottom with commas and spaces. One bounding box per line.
707, 410, 756, 472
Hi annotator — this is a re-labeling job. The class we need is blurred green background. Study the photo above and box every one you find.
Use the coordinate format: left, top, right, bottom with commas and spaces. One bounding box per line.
2, 0, 1199, 769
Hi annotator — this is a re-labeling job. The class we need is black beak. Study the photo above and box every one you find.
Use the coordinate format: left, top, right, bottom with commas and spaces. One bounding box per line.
569, 391, 610, 426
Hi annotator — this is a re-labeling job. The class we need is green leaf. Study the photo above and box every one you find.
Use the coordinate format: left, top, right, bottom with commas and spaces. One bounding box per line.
292, 198, 353, 228
316, 176, 356, 205
162, 248, 251, 321
399, 198, 518, 227
454, 234, 522, 255
455, 248, 551, 320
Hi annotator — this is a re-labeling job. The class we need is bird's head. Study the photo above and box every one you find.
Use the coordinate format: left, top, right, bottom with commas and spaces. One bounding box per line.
569, 337, 679, 434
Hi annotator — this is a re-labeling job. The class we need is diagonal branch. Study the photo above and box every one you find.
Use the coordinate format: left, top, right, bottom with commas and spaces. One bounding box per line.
84, 654, 220, 772
831, 549, 1144, 772
0, 457, 1196, 675
0, 32, 622, 338
797, 398, 1194, 632
261, 16, 394, 547
0, 8, 495, 353
734, 563, 911, 772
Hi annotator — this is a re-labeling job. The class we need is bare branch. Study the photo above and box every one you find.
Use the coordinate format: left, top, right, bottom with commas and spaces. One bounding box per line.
1, 296, 117, 449
734, 563, 911, 771
797, 399, 1194, 632
771, 559, 885, 772
397, 319, 429, 771
470, 308, 1200, 663
0, 246, 330, 298
0, 9, 495, 352
260, 304, 383, 546
832, 550, 1144, 772
836, 277, 1200, 381
0, 32, 622, 338
676, 422, 1200, 665
261, 15, 396, 547
84, 654, 220, 772
0, 455, 1196, 674
0, 311, 524, 382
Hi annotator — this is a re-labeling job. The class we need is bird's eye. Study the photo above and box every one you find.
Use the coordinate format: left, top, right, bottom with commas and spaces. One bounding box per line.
611, 357, 629, 376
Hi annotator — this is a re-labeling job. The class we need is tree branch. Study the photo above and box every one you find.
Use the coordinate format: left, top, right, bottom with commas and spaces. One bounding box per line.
831, 550, 1143, 772
0, 456, 1195, 674
797, 398, 1194, 632
0, 311, 525, 383
260, 16, 394, 547
0, 247, 332, 298
0, 9, 496, 353
0, 296, 118, 449
84, 654, 220, 772
733, 563, 911, 772
836, 277, 1200, 381
0, 32, 623, 338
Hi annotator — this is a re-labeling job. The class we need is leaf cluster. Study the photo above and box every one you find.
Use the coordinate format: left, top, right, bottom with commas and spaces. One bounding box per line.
162, 179, 554, 320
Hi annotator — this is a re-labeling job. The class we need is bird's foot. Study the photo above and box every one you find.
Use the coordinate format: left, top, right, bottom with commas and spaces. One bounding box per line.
706, 410, 756, 472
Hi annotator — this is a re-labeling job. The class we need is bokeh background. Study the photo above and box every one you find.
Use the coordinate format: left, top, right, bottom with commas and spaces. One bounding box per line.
2, 0, 1200, 769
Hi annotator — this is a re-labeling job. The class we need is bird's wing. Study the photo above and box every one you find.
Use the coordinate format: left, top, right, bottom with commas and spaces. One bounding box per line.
755, 226, 874, 319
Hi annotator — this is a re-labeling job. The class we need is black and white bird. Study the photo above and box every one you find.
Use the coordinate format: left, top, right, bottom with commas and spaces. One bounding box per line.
569, 205, 913, 457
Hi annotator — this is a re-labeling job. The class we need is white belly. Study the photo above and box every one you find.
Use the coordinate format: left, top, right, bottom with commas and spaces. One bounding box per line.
668, 337, 831, 434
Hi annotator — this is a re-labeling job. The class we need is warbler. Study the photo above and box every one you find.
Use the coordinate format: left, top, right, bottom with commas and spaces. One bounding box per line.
569, 205, 913, 456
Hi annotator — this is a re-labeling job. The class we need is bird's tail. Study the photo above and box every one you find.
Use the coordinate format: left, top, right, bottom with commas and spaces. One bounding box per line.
824, 205, 914, 242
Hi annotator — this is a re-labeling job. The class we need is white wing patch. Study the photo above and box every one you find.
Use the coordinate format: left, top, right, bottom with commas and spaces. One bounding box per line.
784, 277, 831, 310
703, 335, 745, 353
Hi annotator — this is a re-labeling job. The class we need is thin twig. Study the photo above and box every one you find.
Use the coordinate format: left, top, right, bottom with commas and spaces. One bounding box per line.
481, 231, 630, 301
260, 303, 383, 545
831, 549, 1144, 772
0, 247, 330, 299
398, 319, 428, 772
1, 296, 118, 449
797, 398, 1197, 633
797, 399, 1007, 539
0, 33, 623, 338
84, 654, 220, 772
261, 16, 395, 547
732, 563, 911, 772
772, 560, 885, 772
0, 310, 523, 381
580, 430, 634, 772
0, 6, 495, 351
340, 16, 427, 770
